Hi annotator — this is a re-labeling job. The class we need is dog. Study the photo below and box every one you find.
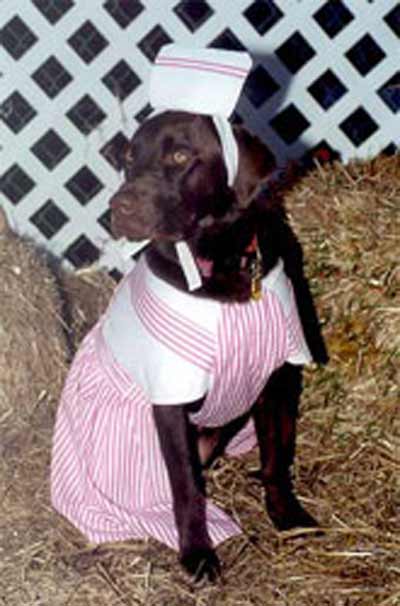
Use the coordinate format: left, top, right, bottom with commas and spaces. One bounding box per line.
51, 109, 326, 583
106, 110, 327, 580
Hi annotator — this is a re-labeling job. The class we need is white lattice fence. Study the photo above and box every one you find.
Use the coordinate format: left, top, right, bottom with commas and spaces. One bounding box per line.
0, 0, 399, 273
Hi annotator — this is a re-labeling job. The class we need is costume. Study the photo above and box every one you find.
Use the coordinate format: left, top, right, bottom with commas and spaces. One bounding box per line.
51, 44, 312, 550
51, 256, 311, 549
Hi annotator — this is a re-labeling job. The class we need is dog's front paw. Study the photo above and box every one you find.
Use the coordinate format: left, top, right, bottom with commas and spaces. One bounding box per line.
180, 547, 221, 583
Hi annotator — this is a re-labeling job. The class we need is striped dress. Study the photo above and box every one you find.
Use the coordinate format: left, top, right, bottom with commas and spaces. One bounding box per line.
51, 256, 311, 550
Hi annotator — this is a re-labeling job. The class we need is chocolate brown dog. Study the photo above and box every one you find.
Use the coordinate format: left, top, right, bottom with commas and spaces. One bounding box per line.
110, 111, 325, 581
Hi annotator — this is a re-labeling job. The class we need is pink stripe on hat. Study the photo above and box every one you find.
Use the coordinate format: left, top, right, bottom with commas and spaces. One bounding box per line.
155, 54, 249, 72
155, 59, 247, 80
156, 55, 249, 76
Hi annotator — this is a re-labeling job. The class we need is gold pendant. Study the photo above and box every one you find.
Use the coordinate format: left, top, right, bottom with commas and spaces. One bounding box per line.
251, 275, 262, 300
250, 243, 263, 301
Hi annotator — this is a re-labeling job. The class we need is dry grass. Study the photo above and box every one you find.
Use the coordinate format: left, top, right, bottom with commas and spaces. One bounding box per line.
0, 228, 68, 421
0, 154, 399, 605
57, 266, 116, 352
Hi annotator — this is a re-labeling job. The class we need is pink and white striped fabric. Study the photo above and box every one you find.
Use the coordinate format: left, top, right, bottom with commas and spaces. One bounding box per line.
51, 256, 312, 550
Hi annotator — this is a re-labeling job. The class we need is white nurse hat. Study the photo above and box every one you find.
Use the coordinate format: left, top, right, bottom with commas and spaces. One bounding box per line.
149, 44, 252, 117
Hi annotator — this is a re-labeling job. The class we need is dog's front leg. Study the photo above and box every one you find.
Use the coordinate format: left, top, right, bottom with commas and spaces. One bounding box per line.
252, 363, 318, 530
152, 402, 220, 581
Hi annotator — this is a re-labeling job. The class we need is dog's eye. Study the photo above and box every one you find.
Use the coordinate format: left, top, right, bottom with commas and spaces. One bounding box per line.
163, 148, 191, 168
172, 150, 189, 165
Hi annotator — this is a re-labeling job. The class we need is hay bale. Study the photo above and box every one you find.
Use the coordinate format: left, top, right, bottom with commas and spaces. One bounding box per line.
283, 155, 399, 462
0, 205, 115, 422
0, 208, 69, 421
57, 266, 116, 352
285, 154, 399, 374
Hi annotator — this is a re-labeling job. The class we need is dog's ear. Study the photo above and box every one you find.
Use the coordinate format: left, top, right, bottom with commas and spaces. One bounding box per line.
233, 126, 276, 208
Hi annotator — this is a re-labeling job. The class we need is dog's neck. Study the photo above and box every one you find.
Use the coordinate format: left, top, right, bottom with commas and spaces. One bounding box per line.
145, 203, 280, 303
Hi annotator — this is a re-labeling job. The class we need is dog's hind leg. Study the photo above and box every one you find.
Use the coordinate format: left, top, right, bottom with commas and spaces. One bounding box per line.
197, 428, 221, 466
198, 411, 251, 469
252, 363, 319, 531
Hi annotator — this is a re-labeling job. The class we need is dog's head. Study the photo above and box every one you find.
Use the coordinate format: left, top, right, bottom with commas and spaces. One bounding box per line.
110, 111, 275, 242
